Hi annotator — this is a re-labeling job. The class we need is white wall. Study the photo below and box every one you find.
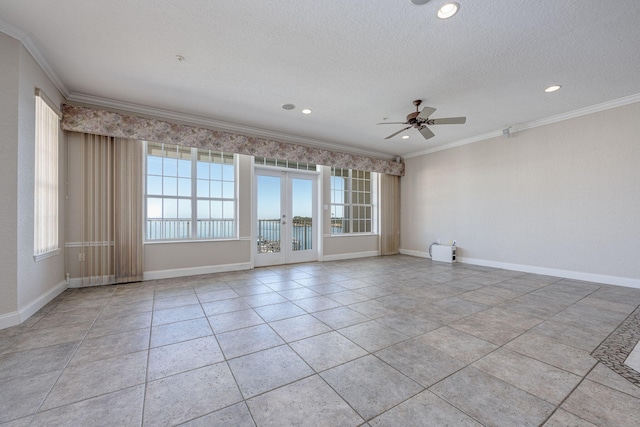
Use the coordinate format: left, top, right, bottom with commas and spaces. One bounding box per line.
0, 33, 20, 320
0, 32, 66, 329
401, 102, 640, 287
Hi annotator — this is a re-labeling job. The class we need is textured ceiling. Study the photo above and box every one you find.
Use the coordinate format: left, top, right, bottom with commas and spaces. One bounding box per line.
2, 0, 640, 159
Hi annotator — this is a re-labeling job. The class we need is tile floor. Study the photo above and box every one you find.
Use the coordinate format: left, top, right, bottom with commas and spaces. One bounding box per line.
1, 255, 640, 426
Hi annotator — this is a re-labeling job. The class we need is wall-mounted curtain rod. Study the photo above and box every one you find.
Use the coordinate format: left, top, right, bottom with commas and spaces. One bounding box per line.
60, 104, 404, 176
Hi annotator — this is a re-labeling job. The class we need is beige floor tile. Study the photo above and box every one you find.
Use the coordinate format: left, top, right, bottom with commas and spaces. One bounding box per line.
247, 375, 364, 426
369, 390, 482, 427
431, 366, 555, 427
321, 355, 423, 420
228, 345, 314, 398
290, 331, 367, 372
41, 351, 147, 410
143, 363, 243, 426
268, 314, 332, 342
561, 379, 640, 426
31, 385, 144, 427
147, 335, 224, 381
472, 348, 582, 405
181, 402, 256, 426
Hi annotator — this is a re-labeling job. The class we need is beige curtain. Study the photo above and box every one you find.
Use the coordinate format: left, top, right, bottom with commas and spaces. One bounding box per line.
379, 174, 401, 255
114, 138, 144, 282
80, 134, 143, 285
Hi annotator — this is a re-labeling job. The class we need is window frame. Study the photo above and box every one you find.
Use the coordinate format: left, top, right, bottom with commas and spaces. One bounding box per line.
33, 88, 61, 261
144, 142, 238, 242
330, 167, 377, 236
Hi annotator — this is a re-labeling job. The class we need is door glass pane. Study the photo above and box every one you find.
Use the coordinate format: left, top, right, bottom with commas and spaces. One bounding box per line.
291, 178, 312, 252
257, 175, 281, 254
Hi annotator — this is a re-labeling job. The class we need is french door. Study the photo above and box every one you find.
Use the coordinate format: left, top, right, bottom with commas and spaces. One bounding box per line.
254, 168, 318, 267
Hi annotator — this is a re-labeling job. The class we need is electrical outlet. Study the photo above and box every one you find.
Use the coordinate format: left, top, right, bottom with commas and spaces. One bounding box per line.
78, 252, 85, 262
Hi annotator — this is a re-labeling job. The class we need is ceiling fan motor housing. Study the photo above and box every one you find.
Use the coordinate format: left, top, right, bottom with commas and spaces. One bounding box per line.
406, 111, 420, 125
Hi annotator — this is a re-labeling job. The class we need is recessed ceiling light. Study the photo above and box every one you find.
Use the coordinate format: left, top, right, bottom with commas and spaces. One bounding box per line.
281, 103, 295, 110
402, 135, 410, 139
545, 85, 562, 93
437, 2, 460, 19
410, 0, 431, 5
301, 109, 312, 114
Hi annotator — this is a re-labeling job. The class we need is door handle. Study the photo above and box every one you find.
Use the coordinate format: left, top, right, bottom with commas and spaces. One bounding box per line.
282, 221, 287, 225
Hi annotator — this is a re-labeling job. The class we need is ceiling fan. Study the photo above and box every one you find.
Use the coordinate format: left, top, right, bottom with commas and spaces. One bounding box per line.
378, 100, 466, 140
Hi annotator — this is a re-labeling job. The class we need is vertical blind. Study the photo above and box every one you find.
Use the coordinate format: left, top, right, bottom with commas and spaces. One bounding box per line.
34, 89, 61, 257
79, 134, 144, 285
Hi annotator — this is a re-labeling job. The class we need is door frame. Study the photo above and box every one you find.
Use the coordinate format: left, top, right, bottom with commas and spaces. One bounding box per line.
253, 166, 320, 267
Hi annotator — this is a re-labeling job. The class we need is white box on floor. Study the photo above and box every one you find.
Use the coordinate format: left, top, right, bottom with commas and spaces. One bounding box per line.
431, 245, 456, 263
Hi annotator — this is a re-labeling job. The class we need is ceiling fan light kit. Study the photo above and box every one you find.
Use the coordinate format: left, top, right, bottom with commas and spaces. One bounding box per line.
377, 99, 466, 140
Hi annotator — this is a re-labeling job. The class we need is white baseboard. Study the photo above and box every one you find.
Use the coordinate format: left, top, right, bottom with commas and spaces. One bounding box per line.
399, 249, 639, 289
0, 280, 68, 330
399, 249, 430, 258
322, 251, 379, 262
458, 257, 640, 289
143, 262, 252, 281
0, 311, 20, 330
69, 276, 116, 288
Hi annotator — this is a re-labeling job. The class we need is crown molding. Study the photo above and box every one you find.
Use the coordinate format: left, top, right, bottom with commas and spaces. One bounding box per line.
0, 19, 69, 98
67, 92, 396, 161
404, 92, 640, 159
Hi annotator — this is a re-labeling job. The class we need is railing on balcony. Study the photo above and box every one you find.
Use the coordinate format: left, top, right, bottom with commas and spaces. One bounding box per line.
146, 219, 235, 240
256, 219, 313, 253
146, 218, 314, 251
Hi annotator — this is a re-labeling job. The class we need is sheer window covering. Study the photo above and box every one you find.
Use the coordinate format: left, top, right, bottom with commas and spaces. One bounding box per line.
34, 89, 61, 259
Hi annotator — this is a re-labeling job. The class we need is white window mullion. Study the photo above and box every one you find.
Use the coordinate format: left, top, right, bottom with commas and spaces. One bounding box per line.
191, 148, 198, 239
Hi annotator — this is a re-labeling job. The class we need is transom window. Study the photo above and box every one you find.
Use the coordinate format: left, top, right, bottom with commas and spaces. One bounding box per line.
331, 168, 375, 234
145, 142, 236, 240
254, 157, 317, 171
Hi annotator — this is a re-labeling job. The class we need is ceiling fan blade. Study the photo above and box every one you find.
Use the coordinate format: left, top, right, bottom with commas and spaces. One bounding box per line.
417, 106, 436, 121
377, 122, 408, 125
429, 117, 466, 125
419, 126, 435, 140
384, 126, 412, 139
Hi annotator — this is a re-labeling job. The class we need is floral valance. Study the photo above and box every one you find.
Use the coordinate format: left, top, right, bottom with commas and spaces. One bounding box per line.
61, 104, 404, 176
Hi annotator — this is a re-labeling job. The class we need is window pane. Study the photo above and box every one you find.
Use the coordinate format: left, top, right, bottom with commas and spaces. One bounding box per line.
210, 163, 222, 180
196, 179, 209, 197
197, 200, 210, 219
178, 199, 191, 219
210, 181, 222, 198
211, 201, 222, 219
222, 164, 234, 181
163, 198, 177, 218
163, 158, 177, 177
147, 176, 163, 195
223, 201, 235, 219
177, 159, 191, 178
163, 177, 177, 196
197, 161, 209, 179
147, 198, 162, 218
147, 156, 163, 175
222, 181, 234, 199
178, 178, 191, 197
